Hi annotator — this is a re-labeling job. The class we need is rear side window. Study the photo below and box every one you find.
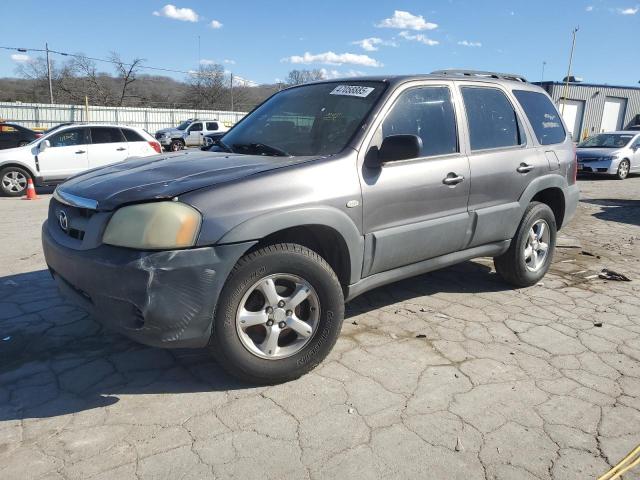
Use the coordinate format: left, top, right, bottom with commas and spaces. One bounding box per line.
206, 122, 219, 131
381, 86, 458, 157
461, 87, 524, 150
513, 90, 566, 145
122, 128, 145, 142
91, 127, 126, 144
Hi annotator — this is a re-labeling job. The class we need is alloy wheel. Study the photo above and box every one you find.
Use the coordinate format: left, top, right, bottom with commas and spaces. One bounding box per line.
524, 219, 550, 272
1, 171, 27, 193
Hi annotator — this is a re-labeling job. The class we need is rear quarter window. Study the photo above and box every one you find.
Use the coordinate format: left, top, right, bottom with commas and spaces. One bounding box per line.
513, 90, 566, 145
122, 129, 146, 142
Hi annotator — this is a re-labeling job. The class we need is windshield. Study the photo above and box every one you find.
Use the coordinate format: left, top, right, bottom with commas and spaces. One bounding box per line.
221, 81, 386, 156
176, 120, 192, 131
578, 133, 634, 148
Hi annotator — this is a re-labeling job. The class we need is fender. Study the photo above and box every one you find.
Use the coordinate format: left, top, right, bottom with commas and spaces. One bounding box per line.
518, 173, 568, 207
217, 206, 365, 284
0, 160, 38, 179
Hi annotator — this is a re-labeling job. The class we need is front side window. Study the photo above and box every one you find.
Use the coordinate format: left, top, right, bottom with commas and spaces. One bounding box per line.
380, 86, 458, 158
462, 87, 524, 150
48, 128, 86, 148
206, 122, 219, 131
578, 134, 634, 148
189, 123, 203, 132
90, 127, 126, 144
221, 81, 385, 156
513, 90, 566, 145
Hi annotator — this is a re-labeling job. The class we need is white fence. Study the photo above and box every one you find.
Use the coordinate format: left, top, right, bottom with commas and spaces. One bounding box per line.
0, 102, 247, 132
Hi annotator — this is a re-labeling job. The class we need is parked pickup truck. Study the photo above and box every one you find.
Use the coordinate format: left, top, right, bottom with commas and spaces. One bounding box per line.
155, 119, 229, 151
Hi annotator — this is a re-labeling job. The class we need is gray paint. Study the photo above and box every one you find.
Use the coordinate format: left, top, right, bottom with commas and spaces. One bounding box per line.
537, 82, 640, 139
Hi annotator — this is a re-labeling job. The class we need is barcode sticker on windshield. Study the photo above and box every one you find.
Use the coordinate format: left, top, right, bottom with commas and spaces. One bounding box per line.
330, 85, 375, 98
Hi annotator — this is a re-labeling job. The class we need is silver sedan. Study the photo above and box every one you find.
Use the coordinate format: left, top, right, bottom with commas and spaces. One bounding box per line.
577, 131, 640, 180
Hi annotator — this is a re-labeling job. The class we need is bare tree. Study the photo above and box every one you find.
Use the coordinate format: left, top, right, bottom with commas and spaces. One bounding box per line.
186, 64, 227, 108
286, 69, 325, 85
110, 53, 145, 106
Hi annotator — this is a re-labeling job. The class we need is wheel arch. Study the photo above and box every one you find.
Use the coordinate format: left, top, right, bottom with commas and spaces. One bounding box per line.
519, 175, 568, 230
0, 162, 36, 179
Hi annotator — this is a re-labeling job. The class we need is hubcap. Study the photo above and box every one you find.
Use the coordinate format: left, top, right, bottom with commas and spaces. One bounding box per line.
236, 274, 320, 360
619, 161, 629, 178
1, 171, 27, 193
524, 219, 550, 272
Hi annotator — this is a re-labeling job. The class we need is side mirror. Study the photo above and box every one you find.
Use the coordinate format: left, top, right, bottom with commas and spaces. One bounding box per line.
378, 134, 422, 163
39, 139, 51, 152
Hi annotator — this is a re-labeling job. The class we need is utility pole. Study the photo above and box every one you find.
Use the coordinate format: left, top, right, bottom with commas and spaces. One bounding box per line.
45, 42, 54, 104
541, 61, 547, 82
230, 73, 235, 111
561, 27, 579, 115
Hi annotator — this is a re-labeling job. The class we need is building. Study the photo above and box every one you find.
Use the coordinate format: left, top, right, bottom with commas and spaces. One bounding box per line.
536, 81, 640, 141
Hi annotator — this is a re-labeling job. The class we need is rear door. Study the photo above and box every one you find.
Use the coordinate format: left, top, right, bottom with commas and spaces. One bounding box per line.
87, 127, 129, 168
122, 128, 152, 157
185, 122, 204, 146
359, 82, 471, 276
38, 127, 89, 179
458, 84, 545, 248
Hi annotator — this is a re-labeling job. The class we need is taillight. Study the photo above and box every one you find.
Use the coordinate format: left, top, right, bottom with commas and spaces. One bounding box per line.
149, 141, 161, 154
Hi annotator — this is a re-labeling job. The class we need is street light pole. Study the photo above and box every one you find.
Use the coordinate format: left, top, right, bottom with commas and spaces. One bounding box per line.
561, 27, 579, 115
45, 42, 54, 104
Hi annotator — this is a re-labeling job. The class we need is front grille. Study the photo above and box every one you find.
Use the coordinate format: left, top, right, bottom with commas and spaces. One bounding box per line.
49, 198, 95, 242
578, 157, 600, 163
155, 132, 165, 139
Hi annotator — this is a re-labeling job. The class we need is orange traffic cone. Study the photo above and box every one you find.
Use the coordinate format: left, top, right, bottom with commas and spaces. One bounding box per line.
23, 178, 39, 200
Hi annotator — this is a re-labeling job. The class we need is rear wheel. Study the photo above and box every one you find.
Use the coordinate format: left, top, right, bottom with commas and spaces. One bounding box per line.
494, 202, 556, 288
616, 159, 630, 180
0, 166, 30, 197
210, 243, 344, 384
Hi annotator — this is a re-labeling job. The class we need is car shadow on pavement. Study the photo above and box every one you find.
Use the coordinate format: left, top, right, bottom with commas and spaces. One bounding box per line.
0, 259, 506, 422
580, 198, 640, 227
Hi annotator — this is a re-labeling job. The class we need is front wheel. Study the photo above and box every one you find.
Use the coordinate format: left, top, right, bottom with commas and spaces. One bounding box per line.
616, 159, 630, 180
494, 202, 557, 288
210, 243, 344, 384
0, 166, 30, 197
169, 139, 184, 152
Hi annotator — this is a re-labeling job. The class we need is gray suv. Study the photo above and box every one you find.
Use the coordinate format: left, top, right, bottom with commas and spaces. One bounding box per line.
42, 71, 579, 384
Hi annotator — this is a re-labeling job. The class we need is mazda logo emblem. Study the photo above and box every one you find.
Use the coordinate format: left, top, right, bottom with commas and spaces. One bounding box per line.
58, 210, 68, 232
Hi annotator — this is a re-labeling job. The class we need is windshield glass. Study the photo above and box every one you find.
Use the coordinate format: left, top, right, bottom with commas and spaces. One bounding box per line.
221, 81, 386, 156
578, 133, 634, 148
176, 120, 192, 131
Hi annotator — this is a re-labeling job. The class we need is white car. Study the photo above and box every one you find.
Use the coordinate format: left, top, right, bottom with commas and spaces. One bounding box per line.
0, 123, 161, 196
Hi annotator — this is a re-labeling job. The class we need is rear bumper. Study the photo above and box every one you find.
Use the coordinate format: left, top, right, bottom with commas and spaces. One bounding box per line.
42, 221, 253, 348
562, 183, 580, 228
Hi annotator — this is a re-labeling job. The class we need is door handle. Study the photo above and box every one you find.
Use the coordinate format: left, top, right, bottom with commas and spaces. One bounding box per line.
116, 147, 126, 151
443, 173, 465, 185
75, 150, 86, 154
517, 163, 535, 173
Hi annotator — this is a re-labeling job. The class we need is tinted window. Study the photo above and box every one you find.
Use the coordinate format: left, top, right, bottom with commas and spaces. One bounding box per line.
189, 122, 203, 132
206, 122, 219, 131
91, 127, 126, 144
48, 128, 86, 147
122, 128, 145, 142
462, 87, 523, 150
513, 90, 566, 145
381, 87, 458, 158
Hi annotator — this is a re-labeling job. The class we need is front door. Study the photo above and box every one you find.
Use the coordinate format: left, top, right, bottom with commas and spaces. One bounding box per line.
186, 122, 204, 146
38, 127, 89, 180
360, 83, 471, 276
87, 127, 129, 168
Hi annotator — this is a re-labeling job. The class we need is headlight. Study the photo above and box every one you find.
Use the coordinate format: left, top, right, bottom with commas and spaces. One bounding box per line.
103, 202, 201, 249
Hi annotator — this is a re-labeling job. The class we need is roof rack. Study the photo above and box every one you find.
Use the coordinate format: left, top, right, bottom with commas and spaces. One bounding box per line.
431, 69, 528, 83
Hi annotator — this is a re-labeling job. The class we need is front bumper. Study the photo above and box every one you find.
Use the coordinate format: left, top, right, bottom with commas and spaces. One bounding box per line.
42, 221, 253, 348
577, 159, 617, 175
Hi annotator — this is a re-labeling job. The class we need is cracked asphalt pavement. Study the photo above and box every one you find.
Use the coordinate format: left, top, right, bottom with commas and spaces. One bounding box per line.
1, 177, 639, 479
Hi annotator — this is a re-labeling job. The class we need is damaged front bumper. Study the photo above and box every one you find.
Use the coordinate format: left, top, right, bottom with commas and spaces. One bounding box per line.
42, 221, 253, 348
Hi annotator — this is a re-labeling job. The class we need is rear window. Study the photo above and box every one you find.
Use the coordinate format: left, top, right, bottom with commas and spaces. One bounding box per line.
122, 128, 145, 142
513, 90, 566, 145
91, 127, 126, 144
206, 122, 219, 131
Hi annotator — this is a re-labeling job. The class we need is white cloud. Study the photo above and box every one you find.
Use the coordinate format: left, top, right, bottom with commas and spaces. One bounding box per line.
152, 4, 199, 22
458, 40, 482, 47
319, 68, 366, 79
10, 53, 32, 63
352, 37, 396, 52
377, 10, 438, 30
586, 5, 594, 11
399, 31, 439, 46
224, 59, 236, 65
282, 51, 383, 67
209, 19, 223, 28
618, 6, 638, 14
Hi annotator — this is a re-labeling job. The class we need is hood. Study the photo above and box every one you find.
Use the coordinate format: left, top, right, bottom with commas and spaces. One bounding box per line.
57, 150, 314, 211
156, 127, 182, 135
0, 144, 32, 158
577, 147, 623, 159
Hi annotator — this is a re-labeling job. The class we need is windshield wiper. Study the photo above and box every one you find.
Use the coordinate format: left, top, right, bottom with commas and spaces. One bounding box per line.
233, 143, 291, 157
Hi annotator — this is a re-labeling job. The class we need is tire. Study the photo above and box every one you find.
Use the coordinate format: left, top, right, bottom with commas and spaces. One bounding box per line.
169, 139, 184, 152
616, 159, 630, 180
494, 202, 557, 288
210, 243, 344, 384
0, 166, 31, 197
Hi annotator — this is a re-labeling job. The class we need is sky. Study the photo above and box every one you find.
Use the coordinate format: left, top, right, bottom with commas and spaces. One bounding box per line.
0, 0, 638, 87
